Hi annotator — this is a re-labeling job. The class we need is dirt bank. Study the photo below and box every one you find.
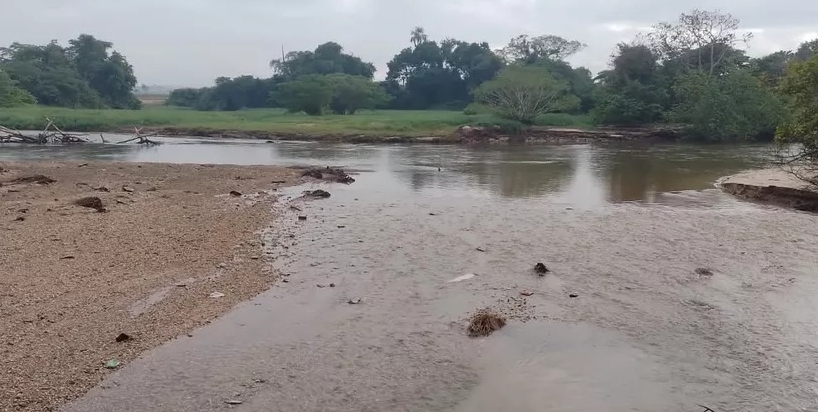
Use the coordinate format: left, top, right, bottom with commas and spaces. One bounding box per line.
114, 124, 681, 145
719, 168, 818, 211
0, 161, 302, 411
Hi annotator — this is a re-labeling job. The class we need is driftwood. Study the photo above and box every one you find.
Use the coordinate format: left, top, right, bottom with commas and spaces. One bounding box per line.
0, 118, 88, 144
1, 121, 165, 145
117, 127, 162, 146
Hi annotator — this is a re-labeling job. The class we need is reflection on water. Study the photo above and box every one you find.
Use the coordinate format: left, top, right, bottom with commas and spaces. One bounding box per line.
0, 139, 772, 204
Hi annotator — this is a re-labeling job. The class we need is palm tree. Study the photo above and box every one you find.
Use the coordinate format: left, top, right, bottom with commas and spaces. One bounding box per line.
410, 27, 428, 47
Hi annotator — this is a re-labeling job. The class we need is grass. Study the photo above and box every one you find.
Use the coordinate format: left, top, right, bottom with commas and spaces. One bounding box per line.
0, 105, 595, 137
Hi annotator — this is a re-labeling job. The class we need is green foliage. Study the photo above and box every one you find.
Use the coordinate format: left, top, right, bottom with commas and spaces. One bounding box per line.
498, 35, 586, 64
669, 70, 784, 141
0, 35, 140, 109
166, 88, 205, 107
592, 44, 669, 125
271, 42, 376, 79
473, 66, 577, 124
385, 29, 503, 110
776, 55, 818, 166
0, 68, 35, 107
270, 74, 387, 115
0, 106, 592, 137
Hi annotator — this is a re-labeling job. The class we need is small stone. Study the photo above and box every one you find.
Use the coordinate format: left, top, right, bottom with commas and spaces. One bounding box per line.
115, 333, 131, 343
229, 190, 242, 197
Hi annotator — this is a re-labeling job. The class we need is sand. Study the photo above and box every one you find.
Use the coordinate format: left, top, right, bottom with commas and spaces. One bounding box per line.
0, 160, 301, 412
719, 168, 818, 211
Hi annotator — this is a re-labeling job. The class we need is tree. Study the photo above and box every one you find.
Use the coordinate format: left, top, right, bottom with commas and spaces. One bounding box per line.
385, 33, 503, 110
647, 9, 752, 76
750, 51, 793, 86
270, 74, 387, 115
592, 43, 669, 125
410, 27, 428, 47
0, 35, 140, 109
794, 39, 818, 62
775, 55, 818, 184
498, 35, 586, 64
473, 65, 577, 124
668, 69, 784, 142
270, 42, 376, 79
327, 74, 390, 114
0, 68, 35, 107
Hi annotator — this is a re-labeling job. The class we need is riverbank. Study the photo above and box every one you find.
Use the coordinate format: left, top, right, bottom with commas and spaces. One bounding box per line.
0, 106, 684, 144
720, 168, 818, 211
0, 161, 303, 411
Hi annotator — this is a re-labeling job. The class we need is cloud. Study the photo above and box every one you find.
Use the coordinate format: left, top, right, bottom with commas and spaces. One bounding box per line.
1, 0, 816, 86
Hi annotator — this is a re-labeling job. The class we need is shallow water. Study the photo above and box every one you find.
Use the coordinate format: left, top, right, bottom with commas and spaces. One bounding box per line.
23, 139, 816, 411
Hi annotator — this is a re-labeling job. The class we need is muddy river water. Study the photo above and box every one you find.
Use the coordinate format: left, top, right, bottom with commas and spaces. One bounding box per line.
7, 140, 817, 411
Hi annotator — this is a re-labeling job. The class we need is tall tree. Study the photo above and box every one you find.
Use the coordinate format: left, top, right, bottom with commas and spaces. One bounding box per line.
385, 31, 503, 110
794, 39, 818, 62
593, 43, 669, 125
270, 42, 376, 79
775, 54, 818, 184
67, 34, 141, 109
647, 9, 752, 76
498, 35, 586, 64
410, 27, 429, 47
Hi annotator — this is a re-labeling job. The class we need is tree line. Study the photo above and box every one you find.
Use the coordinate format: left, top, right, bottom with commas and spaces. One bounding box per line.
0, 35, 140, 109
1, 10, 818, 148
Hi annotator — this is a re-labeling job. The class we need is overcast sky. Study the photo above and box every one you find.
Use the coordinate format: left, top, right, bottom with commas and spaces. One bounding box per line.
3, 0, 817, 87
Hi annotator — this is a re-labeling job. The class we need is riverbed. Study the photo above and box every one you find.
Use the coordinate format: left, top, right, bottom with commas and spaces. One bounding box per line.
5, 139, 817, 411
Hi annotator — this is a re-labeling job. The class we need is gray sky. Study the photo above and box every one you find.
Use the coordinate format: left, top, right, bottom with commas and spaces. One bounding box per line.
3, 0, 817, 87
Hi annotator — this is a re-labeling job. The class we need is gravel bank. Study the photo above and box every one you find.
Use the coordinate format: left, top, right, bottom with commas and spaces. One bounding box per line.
0, 161, 301, 412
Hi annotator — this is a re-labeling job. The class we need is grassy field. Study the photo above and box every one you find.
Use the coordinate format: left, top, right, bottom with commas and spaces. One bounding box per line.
0, 106, 594, 137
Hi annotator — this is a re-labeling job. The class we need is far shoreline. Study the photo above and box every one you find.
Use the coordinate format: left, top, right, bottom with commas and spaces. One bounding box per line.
114, 124, 683, 145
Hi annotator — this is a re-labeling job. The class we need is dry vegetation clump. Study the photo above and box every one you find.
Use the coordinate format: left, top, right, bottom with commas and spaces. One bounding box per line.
467, 309, 507, 337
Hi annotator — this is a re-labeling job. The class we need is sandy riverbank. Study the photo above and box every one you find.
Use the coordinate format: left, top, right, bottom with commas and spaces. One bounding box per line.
0, 161, 303, 411
719, 168, 818, 211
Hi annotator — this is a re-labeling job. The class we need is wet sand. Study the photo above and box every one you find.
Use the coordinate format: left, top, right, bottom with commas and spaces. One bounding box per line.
60, 174, 818, 411
0, 161, 300, 412
720, 168, 818, 211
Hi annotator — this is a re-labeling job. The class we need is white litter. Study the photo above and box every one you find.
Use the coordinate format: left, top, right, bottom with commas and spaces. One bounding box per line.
447, 273, 476, 283
209, 292, 225, 298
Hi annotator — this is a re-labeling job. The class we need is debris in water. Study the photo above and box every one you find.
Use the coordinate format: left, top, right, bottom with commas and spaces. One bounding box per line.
73, 196, 106, 212
115, 333, 131, 343
429, 212, 437, 216
301, 167, 355, 184
225, 400, 244, 405
695, 268, 714, 276
304, 189, 331, 198
329, 283, 336, 288
94, 186, 109, 192
534, 263, 550, 275
475, 247, 486, 252
122, 186, 134, 193
104, 359, 120, 369
298, 215, 307, 221
229, 190, 242, 197
209, 292, 225, 298
447, 273, 476, 283
78, 163, 88, 167
467, 309, 506, 337
347, 298, 362, 304
14, 216, 25, 222
290, 205, 302, 212
569, 293, 579, 298
60, 256, 75, 260
17, 208, 28, 213
337, 225, 346, 228
520, 291, 534, 296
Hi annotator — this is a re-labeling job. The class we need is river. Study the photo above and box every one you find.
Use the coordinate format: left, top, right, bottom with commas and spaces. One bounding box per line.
6, 139, 816, 411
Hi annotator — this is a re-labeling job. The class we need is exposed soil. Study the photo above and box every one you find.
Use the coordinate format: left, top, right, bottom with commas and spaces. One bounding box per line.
719, 168, 818, 212
0, 161, 302, 412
